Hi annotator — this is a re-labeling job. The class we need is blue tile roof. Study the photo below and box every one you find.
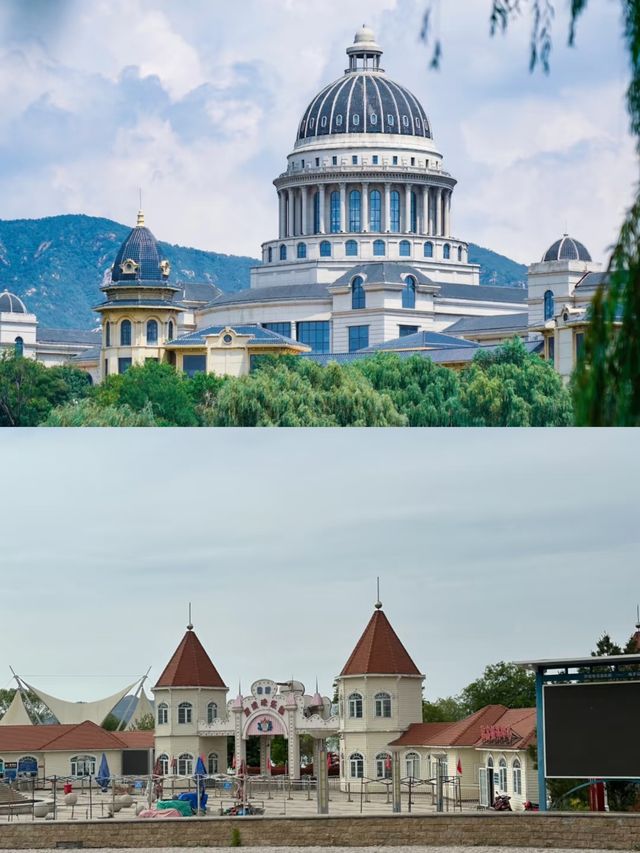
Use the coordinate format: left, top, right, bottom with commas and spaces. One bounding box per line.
444, 313, 528, 334
438, 283, 527, 304
364, 330, 478, 351
208, 283, 330, 307
168, 324, 308, 349
37, 328, 101, 344
111, 225, 169, 284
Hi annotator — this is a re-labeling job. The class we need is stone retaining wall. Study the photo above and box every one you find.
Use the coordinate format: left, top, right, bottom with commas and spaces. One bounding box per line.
1, 812, 639, 850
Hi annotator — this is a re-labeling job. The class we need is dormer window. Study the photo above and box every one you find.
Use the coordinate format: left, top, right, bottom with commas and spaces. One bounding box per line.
120, 259, 139, 275
159, 259, 171, 277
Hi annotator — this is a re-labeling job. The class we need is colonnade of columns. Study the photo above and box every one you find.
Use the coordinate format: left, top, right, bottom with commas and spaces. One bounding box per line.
277, 183, 452, 240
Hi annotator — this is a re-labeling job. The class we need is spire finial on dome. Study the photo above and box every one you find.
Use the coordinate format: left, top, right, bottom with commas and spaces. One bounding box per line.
136, 209, 145, 227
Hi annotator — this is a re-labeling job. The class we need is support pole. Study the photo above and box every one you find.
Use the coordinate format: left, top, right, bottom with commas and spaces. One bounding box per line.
536, 667, 547, 811
315, 739, 329, 815
392, 752, 401, 813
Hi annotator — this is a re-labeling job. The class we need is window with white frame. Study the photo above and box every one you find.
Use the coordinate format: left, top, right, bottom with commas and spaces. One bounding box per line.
177, 753, 193, 775
157, 753, 169, 775
208, 752, 219, 775
207, 702, 218, 723
348, 693, 363, 718
374, 692, 391, 718
498, 757, 508, 792
178, 702, 192, 724
376, 752, 392, 779
405, 752, 420, 780
512, 758, 522, 795
157, 702, 168, 725
349, 752, 364, 778
70, 755, 96, 777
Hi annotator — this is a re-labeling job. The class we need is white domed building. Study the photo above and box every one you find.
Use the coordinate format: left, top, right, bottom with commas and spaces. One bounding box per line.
195, 27, 527, 356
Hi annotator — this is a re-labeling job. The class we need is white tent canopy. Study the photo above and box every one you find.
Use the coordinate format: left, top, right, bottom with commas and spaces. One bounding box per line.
0, 690, 32, 726
21, 679, 140, 726
127, 687, 154, 730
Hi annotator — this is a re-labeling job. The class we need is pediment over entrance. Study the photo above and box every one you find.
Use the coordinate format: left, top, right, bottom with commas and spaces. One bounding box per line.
245, 712, 287, 738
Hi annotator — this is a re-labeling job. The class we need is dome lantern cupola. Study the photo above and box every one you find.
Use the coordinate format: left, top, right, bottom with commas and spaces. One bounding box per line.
110, 209, 171, 284
346, 25, 383, 72
0, 290, 28, 314
542, 234, 592, 263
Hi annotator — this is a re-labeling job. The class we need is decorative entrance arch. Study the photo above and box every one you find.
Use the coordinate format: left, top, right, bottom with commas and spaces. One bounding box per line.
244, 712, 287, 738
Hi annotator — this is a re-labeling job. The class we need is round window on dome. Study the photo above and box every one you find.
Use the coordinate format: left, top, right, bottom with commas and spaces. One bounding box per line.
388, 115, 395, 126
321, 116, 328, 127
402, 116, 409, 127
353, 114, 360, 126
416, 117, 422, 127
370, 113, 378, 125
336, 115, 343, 126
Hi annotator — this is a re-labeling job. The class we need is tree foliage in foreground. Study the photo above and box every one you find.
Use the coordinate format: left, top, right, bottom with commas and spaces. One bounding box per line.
0, 352, 91, 426
422, 0, 640, 424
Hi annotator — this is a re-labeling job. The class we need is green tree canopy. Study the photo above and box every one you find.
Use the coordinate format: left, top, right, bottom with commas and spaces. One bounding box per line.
458, 662, 536, 715
44, 398, 157, 427
95, 361, 198, 426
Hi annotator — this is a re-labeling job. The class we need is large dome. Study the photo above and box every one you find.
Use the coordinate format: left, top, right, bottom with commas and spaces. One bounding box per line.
297, 28, 432, 142
111, 211, 170, 283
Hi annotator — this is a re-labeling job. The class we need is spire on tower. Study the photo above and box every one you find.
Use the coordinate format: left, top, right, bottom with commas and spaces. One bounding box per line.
375, 576, 382, 609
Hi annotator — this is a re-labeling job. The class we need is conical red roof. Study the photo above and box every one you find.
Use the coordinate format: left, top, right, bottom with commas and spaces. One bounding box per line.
154, 628, 227, 689
340, 608, 421, 676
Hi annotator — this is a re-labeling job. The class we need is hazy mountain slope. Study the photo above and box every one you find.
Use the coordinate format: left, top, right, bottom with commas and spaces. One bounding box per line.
0, 214, 527, 329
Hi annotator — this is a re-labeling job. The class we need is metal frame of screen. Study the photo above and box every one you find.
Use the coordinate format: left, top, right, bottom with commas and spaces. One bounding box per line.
543, 680, 640, 779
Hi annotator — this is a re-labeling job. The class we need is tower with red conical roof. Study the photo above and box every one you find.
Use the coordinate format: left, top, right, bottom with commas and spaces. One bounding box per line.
336, 597, 424, 790
152, 621, 228, 777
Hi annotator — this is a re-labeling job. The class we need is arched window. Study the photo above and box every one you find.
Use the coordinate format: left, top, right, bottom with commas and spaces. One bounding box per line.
349, 752, 364, 779
369, 190, 382, 231
498, 757, 508, 792
208, 752, 218, 775
424, 241, 434, 258
168, 321, 174, 341
351, 276, 365, 310
105, 322, 111, 347
297, 242, 307, 259
157, 703, 169, 725
373, 239, 386, 257
279, 244, 287, 261
544, 289, 554, 321
399, 239, 411, 257
330, 191, 341, 233
70, 755, 96, 777
390, 191, 400, 232
405, 752, 420, 780
374, 692, 391, 718
349, 190, 362, 232
457, 245, 463, 262
402, 276, 416, 309
157, 753, 169, 775
487, 755, 494, 769
313, 192, 320, 234
207, 702, 218, 724
120, 319, 132, 346
512, 759, 522, 795
443, 243, 451, 260
178, 702, 192, 724
410, 191, 417, 232
146, 319, 158, 344
348, 692, 363, 718
320, 240, 332, 258
14, 336, 23, 357
345, 239, 358, 257
177, 753, 193, 776
17, 756, 38, 777
376, 752, 392, 779
268, 247, 273, 262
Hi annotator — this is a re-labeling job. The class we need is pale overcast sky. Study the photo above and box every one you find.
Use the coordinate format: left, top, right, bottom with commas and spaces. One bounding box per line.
1, 429, 638, 704
0, 0, 634, 264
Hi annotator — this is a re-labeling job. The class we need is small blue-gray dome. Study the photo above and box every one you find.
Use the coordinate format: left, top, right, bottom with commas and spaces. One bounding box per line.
111, 212, 170, 283
543, 235, 592, 263
298, 30, 431, 141
0, 290, 27, 313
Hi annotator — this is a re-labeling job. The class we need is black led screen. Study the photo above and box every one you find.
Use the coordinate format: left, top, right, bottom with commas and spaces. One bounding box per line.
122, 750, 150, 775
544, 681, 640, 778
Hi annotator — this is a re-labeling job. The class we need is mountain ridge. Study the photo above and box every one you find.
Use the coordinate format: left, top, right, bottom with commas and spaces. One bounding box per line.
0, 214, 527, 329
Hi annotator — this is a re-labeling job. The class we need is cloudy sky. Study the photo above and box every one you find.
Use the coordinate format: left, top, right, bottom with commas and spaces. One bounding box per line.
1, 429, 638, 705
0, 0, 635, 264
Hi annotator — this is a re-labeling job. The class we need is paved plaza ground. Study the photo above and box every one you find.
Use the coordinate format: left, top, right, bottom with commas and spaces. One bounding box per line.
12, 848, 640, 853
